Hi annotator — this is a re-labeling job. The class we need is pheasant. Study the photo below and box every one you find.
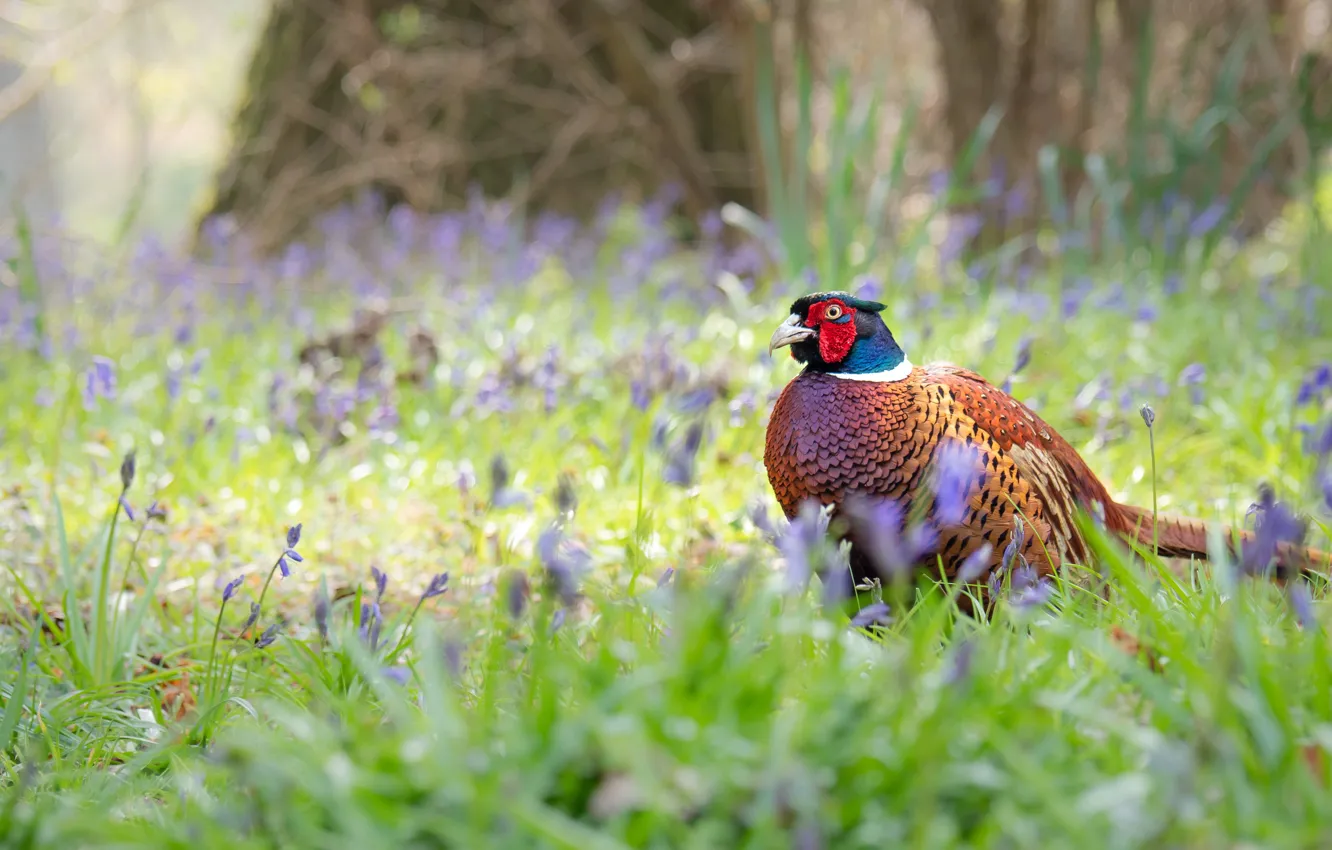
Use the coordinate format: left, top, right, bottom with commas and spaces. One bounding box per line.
763, 290, 1330, 599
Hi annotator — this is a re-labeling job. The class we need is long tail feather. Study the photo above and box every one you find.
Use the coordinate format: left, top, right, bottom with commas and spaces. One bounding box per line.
1112, 503, 1332, 579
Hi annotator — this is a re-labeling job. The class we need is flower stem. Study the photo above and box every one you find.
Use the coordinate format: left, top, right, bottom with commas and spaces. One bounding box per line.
1148, 426, 1159, 557
204, 596, 230, 706
93, 485, 127, 682
253, 553, 288, 623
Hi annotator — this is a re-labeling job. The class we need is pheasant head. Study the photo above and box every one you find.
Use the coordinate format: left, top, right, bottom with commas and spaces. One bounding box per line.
767, 291, 912, 379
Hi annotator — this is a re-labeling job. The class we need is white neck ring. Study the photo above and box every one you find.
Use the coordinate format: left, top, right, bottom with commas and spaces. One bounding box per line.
824, 358, 914, 382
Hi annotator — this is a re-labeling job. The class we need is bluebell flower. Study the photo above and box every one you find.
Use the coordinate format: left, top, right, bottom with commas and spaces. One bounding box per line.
313, 584, 330, 642
780, 499, 829, 592
1242, 485, 1306, 575
1139, 404, 1156, 428
944, 638, 975, 685
657, 567, 675, 587
255, 623, 281, 649
92, 356, 116, 399
242, 602, 261, 631
286, 523, 302, 549
1001, 519, 1022, 572
278, 555, 291, 578
955, 543, 993, 584
849, 602, 892, 629
371, 566, 388, 601
841, 493, 925, 581
1296, 364, 1332, 406
932, 441, 983, 526
222, 576, 243, 603
383, 666, 411, 686
119, 495, 137, 522
1012, 580, 1054, 611
663, 422, 705, 488
359, 602, 382, 650
506, 571, 530, 620
422, 572, 450, 599
1189, 202, 1227, 239
1178, 363, 1206, 404
537, 527, 587, 607
1288, 581, 1315, 628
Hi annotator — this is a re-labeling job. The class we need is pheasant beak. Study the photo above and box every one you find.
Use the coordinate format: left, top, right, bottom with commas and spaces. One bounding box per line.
768, 314, 815, 354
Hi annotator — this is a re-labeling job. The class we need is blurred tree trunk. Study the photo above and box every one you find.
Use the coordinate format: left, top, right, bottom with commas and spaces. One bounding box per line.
915, 0, 1315, 256
199, 0, 765, 254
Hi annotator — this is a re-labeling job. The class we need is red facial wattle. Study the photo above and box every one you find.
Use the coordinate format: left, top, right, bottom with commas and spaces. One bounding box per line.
804, 299, 858, 364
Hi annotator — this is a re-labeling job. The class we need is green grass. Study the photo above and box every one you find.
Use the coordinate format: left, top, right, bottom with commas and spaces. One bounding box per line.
1, 196, 1332, 848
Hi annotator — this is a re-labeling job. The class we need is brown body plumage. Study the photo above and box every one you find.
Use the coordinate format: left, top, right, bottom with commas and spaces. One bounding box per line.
763, 291, 1329, 598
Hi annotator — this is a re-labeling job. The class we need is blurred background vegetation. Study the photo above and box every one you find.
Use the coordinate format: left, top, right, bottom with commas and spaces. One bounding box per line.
3, 0, 1330, 258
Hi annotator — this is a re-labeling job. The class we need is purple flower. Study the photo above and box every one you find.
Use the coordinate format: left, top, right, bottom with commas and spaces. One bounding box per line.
1001, 518, 1027, 575
549, 608, 567, 634
422, 572, 450, 599
537, 526, 587, 607
956, 543, 993, 584
944, 638, 975, 685
1242, 485, 1306, 575
242, 602, 261, 631
657, 567, 675, 588
849, 602, 892, 629
841, 493, 925, 581
371, 566, 388, 601
313, 584, 330, 641
119, 495, 137, 522
932, 441, 983, 526
1139, 404, 1156, 428
277, 555, 291, 579
780, 499, 829, 592
255, 623, 282, 649
383, 666, 411, 686
91, 356, 116, 399
854, 275, 882, 303
1178, 363, 1206, 404
1296, 364, 1332, 406
663, 422, 704, 488
631, 380, 652, 411
359, 602, 383, 650
1288, 581, 1315, 628
1189, 202, 1227, 239
222, 576, 243, 603
1320, 470, 1332, 512
506, 571, 530, 620
1012, 580, 1054, 611
286, 523, 302, 549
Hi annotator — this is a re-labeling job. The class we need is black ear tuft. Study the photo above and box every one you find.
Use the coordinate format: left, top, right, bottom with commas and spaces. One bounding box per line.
843, 296, 887, 313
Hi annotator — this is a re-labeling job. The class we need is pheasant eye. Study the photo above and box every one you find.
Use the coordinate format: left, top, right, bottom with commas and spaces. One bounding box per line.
823, 304, 843, 320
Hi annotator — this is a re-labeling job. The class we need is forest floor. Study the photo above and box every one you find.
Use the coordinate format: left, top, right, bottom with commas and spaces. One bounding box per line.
2, 195, 1332, 847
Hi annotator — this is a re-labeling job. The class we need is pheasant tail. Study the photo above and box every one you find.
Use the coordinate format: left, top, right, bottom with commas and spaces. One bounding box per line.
1112, 503, 1332, 578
